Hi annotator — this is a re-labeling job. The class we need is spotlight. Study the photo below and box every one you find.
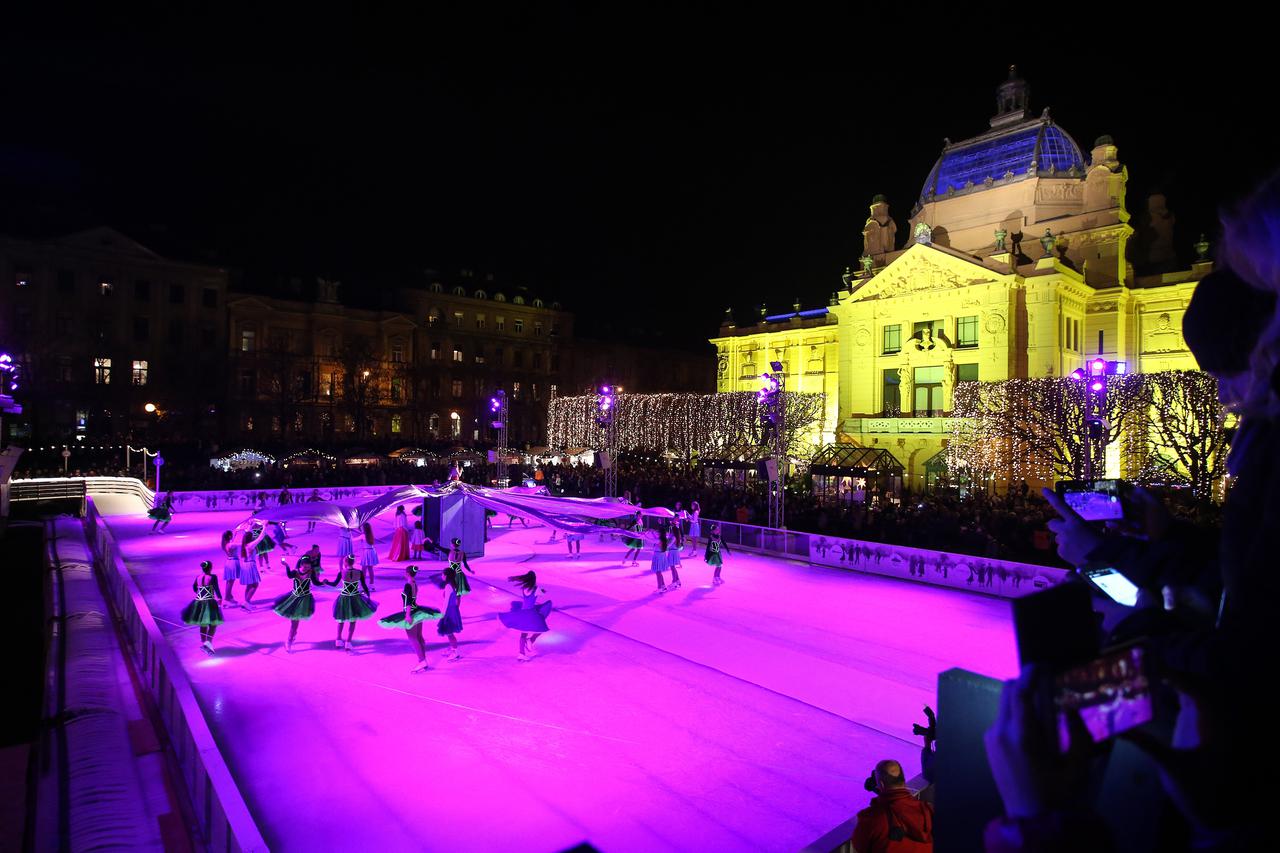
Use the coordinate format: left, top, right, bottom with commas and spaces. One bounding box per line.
1069, 368, 1086, 381
1112, 361, 1127, 375
1090, 358, 1106, 376
1090, 380, 1104, 392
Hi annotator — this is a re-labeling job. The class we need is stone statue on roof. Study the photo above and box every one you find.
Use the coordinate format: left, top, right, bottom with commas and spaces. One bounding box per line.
862, 194, 898, 259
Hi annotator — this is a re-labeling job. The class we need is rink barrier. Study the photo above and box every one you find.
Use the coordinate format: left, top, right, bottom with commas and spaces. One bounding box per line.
11, 476, 155, 509
661, 518, 1069, 599
82, 496, 269, 853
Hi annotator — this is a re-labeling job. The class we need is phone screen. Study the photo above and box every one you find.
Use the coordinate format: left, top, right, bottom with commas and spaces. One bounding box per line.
1053, 644, 1152, 752
1084, 567, 1140, 606
1058, 479, 1125, 522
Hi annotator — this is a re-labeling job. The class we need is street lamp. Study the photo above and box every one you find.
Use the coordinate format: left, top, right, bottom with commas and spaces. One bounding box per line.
144, 402, 157, 413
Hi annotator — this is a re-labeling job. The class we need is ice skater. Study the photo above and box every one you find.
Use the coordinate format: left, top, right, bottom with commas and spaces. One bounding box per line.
250, 521, 277, 575
387, 506, 411, 562
565, 530, 584, 559
221, 529, 243, 607
621, 512, 644, 566
337, 524, 355, 565
306, 489, 323, 532
684, 501, 702, 556
436, 538, 476, 661
666, 520, 684, 589
333, 554, 379, 651
148, 492, 174, 533
378, 565, 442, 672
360, 521, 379, 590
651, 523, 671, 594
181, 561, 224, 655
410, 520, 427, 560
273, 553, 332, 652
498, 571, 553, 661
705, 523, 730, 585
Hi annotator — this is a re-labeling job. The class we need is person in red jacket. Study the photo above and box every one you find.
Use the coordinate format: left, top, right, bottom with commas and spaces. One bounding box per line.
851, 760, 933, 853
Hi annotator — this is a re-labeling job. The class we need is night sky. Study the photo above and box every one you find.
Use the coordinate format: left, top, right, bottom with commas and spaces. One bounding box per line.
2, 21, 1271, 347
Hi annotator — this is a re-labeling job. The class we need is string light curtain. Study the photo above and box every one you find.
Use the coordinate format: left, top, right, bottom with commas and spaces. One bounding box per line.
547, 392, 825, 458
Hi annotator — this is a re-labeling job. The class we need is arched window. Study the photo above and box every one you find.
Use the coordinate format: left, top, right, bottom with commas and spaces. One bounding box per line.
452, 286, 466, 296
474, 290, 487, 299
429, 282, 443, 293
532, 298, 544, 308
551, 301, 562, 311
494, 293, 507, 302
428, 413, 440, 434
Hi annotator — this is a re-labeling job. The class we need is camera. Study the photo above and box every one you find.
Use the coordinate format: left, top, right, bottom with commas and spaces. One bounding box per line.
911, 705, 936, 742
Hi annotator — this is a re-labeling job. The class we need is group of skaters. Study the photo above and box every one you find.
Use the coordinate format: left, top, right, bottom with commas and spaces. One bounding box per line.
178, 497, 732, 667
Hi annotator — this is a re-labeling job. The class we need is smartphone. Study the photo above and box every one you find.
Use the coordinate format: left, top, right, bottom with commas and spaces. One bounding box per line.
1055, 479, 1127, 522
1053, 643, 1152, 752
1082, 567, 1140, 607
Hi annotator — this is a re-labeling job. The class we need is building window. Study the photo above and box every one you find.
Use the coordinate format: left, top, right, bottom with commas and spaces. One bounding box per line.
203, 287, 217, 308
453, 311, 464, 328
240, 329, 256, 352
496, 316, 505, 332
58, 270, 75, 293
169, 318, 184, 347
99, 279, 114, 296
513, 381, 522, 400
533, 352, 542, 370
912, 320, 942, 340
476, 315, 486, 330
532, 383, 539, 401
534, 321, 543, 336
514, 318, 524, 333
429, 413, 440, 434
452, 379, 463, 398
428, 308, 441, 326
514, 350, 525, 368
882, 325, 901, 354
56, 359, 72, 383
391, 377, 403, 402
14, 269, 30, 287
391, 414, 402, 434
913, 366, 944, 416
323, 372, 336, 397
1098, 330, 1105, 354
475, 348, 486, 365
957, 315, 978, 348
240, 370, 256, 397
271, 415, 282, 434
957, 363, 979, 383
135, 280, 151, 301
133, 316, 149, 342
94, 357, 112, 385
449, 412, 461, 438
452, 348, 463, 363
131, 359, 148, 385
391, 340, 405, 363
430, 342, 441, 360
881, 368, 899, 415
169, 283, 185, 304
297, 371, 312, 396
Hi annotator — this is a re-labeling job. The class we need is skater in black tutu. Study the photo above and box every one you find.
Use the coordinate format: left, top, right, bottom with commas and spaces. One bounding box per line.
181, 560, 224, 655
378, 565, 442, 672
621, 511, 644, 566
273, 552, 335, 652
705, 523, 731, 585
333, 554, 379, 652
498, 571, 553, 662
148, 492, 174, 533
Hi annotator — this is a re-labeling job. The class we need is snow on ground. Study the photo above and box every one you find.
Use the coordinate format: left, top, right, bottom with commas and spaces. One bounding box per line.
97, 496, 1017, 853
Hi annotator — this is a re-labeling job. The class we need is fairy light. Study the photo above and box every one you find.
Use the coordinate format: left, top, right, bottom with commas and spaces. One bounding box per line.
210, 449, 277, 471
547, 391, 825, 457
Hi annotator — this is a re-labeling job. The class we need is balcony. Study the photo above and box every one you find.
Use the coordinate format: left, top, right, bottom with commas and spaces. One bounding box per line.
842, 416, 961, 435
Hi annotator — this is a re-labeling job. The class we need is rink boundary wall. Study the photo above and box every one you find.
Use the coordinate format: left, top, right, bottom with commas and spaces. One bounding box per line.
82, 496, 269, 853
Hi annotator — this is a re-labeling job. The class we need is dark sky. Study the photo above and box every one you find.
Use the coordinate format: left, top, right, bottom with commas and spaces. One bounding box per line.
1, 21, 1272, 347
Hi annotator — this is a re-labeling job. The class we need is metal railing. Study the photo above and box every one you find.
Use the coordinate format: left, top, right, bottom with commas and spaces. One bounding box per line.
82, 496, 268, 852
7, 477, 88, 503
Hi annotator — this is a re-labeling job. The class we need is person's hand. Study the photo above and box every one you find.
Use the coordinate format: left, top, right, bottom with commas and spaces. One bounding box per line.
1041, 488, 1105, 567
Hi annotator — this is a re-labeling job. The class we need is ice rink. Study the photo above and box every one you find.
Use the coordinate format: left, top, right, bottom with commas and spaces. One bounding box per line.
96, 496, 1019, 852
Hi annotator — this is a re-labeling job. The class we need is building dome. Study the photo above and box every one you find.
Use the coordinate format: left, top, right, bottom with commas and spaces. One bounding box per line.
918, 116, 1087, 207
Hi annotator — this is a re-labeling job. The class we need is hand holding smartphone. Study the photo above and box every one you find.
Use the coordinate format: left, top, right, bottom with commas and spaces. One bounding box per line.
1055, 479, 1129, 522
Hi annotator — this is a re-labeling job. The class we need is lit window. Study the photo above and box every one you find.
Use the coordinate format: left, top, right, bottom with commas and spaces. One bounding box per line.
449, 411, 461, 438
429, 413, 440, 434
430, 342, 440, 360
453, 311, 464, 328
93, 357, 112, 385
476, 315, 486, 330
514, 318, 524, 333
957, 315, 978, 348
391, 377, 403, 402
391, 414, 402, 433
428, 308, 441, 326
513, 381, 521, 400
391, 340, 405, 363
131, 360, 148, 385
452, 348, 463, 362
99, 279, 114, 296
882, 325, 901, 354
240, 329, 256, 352
496, 316, 505, 332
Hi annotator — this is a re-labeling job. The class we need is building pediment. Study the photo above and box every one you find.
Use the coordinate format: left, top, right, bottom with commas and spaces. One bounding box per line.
847, 243, 1004, 302
51, 226, 162, 260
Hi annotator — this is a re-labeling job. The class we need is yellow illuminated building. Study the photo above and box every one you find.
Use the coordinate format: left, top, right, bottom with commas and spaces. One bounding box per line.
711, 69, 1208, 488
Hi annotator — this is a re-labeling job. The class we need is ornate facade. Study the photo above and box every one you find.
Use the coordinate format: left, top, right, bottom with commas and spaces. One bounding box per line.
711, 69, 1208, 486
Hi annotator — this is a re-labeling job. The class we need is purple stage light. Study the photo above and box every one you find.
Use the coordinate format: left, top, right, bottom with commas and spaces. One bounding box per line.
1090, 380, 1104, 392
1070, 368, 1086, 381
1090, 358, 1105, 376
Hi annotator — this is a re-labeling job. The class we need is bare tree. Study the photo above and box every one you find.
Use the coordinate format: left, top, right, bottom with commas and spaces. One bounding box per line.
338, 337, 383, 441
1133, 371, 1228, 501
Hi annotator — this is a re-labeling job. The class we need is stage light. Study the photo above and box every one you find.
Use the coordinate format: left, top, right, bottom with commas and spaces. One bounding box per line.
1090, 380, 1104, 392
1112, 361, 1127, 375
1090, 358, 1105, 376
1069, 368, 1086, 381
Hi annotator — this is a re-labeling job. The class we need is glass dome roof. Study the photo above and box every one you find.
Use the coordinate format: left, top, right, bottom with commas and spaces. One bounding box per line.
919, 120, 1086, 204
